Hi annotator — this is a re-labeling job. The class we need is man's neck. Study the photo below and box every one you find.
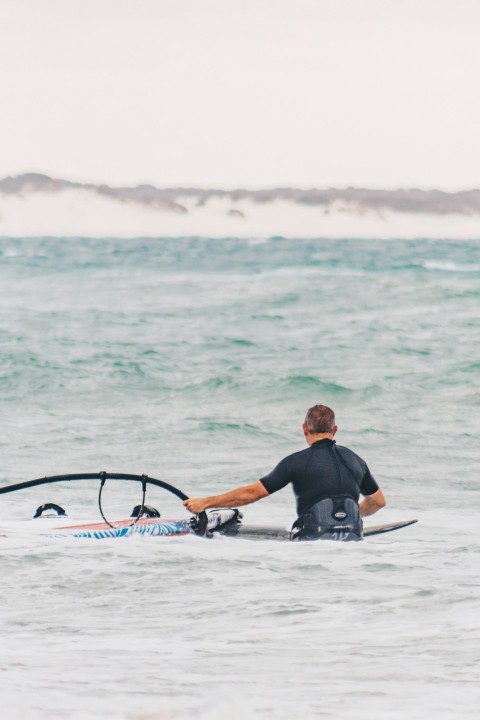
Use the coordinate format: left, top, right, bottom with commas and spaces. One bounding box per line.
307, 433, 334, 446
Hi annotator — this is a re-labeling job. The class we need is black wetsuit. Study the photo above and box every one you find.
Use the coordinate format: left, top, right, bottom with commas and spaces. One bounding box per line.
259, 439, 379, 540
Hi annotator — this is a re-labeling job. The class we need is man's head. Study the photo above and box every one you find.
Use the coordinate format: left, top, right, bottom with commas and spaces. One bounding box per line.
302, 404, 337, 443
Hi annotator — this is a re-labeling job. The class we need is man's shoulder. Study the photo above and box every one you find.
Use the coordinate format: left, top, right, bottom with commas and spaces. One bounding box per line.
335, 443, 367, 466
277, 446, 311, 466
261, 446, 309, 489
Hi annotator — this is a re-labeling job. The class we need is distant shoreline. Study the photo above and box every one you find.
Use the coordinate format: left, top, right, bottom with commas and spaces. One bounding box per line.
1, 173, 479, 239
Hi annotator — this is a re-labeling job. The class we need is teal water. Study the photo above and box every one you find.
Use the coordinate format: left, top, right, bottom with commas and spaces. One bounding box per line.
0, 236, 479, 719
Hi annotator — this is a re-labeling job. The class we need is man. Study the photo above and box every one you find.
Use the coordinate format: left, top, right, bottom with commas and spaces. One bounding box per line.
184, 404, 386, 541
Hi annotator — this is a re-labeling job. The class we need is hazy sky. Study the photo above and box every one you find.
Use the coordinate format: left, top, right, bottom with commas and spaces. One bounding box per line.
1, 0, 479, 189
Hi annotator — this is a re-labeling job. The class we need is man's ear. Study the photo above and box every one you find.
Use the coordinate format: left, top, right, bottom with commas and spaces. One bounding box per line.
332, 424, 338, 436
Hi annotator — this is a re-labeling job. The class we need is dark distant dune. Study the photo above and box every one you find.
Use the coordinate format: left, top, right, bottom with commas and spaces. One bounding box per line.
1, 173, 480, 216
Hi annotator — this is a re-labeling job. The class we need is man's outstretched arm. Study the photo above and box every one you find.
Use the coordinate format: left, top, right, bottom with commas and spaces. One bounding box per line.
183, 481, 269, 515
359, 488, 386, 517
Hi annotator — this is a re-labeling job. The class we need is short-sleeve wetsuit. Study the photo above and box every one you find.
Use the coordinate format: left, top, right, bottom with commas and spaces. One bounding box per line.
259, 438, 379, 516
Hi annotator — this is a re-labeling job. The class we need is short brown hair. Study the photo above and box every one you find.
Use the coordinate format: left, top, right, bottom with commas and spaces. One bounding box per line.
304, 404, 335, 434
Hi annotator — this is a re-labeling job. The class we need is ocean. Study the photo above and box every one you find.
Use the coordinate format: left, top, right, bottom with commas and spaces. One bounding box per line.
0, 235, 479, 719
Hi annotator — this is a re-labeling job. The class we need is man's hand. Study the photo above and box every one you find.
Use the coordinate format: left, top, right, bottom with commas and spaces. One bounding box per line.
183, 498, 209, 514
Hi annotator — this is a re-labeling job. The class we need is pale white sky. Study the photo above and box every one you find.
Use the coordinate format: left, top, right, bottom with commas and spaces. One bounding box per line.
1, 0, 479, 189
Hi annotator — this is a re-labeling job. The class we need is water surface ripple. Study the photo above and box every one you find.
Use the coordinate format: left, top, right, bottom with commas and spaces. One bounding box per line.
1, 237, 479, 719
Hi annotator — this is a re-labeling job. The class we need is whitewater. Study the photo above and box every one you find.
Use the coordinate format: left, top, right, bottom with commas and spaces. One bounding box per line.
0, 235, 479, 720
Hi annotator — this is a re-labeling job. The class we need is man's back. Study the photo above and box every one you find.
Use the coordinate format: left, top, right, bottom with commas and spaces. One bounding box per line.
260, 438, 378, 515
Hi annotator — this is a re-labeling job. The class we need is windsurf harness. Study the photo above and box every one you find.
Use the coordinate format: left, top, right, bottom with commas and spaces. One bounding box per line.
290, 496, 363, 541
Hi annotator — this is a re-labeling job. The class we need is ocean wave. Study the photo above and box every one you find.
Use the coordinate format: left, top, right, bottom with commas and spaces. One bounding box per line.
197, 421, 268, 437
284, 376, 367, 394
457, 362, 480, 373
227, 338, 256, 347
421, 260, 480, 272
285, 375, 352, 392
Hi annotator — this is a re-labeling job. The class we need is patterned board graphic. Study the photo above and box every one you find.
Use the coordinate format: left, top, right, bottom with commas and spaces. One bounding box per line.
51, 518, 192, 540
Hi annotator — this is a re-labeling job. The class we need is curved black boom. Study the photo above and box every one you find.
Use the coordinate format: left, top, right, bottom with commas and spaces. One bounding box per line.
0, 472, 189, 501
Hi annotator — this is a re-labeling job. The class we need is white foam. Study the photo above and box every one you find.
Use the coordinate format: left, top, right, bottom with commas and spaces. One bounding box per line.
422, 260, 480, 271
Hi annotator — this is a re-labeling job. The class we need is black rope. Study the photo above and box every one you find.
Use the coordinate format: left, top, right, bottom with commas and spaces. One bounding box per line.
98, 471, 115, 528
130, 476, 147, 527
97, 472, 149, 529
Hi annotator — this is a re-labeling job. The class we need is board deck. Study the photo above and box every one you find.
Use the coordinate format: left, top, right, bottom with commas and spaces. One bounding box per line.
363, 519, 417, 536
46, 517, 417, 541
221, 518, 417, 541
